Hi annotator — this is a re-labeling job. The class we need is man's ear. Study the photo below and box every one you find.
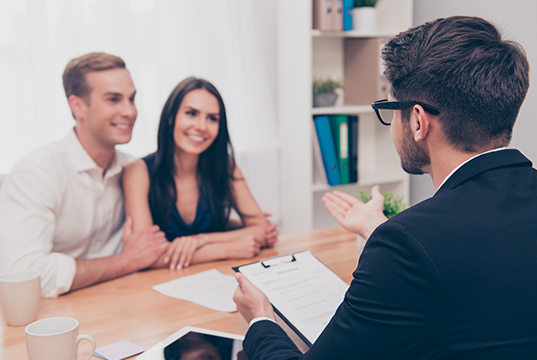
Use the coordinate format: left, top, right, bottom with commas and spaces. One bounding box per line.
68, 95, 87, 121
410, 105, 432, 142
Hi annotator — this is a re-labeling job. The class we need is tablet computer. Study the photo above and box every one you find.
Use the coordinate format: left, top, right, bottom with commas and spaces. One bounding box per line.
136, 326, 245, 360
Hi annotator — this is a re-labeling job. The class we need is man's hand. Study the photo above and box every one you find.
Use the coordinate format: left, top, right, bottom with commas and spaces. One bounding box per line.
322, 185, 388, 239
121, 216, 169, 271
163, 235, 206, 270
233, 273, 275, 323
263, 211, 278, 248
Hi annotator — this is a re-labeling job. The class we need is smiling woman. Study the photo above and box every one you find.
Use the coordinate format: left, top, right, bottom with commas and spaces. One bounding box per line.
122, 77, 269, 271
173, 89, 220, 158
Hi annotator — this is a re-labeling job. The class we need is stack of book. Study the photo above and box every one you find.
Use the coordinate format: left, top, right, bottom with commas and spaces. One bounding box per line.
313, 115, 358, 186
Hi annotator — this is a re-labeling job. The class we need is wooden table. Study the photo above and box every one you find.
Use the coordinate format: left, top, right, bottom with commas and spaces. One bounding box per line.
0, 226, 360, 359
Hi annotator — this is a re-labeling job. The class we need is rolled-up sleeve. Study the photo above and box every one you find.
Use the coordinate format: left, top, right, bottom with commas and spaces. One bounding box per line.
0, 167, 76, 298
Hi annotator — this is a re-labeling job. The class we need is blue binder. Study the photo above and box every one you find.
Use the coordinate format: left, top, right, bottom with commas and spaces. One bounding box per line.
343, 0, 353, 31
313, 115, 341, 186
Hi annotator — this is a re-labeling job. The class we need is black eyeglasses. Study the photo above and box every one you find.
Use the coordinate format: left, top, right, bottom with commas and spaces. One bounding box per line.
371, 99, 440, 126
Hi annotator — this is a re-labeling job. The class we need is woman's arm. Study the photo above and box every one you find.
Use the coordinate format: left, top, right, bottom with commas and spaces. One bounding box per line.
227, 212, 279, 248
197, 165, 267, 245
160, 166, 268, 270
122, 159, 155, 233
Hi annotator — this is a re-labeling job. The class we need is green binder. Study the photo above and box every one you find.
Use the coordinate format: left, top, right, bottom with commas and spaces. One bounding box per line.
329, 115, 350, 185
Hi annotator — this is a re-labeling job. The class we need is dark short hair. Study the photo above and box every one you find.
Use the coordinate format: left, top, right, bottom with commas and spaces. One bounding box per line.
62, 52, 126, 103
382, 16, 530, 152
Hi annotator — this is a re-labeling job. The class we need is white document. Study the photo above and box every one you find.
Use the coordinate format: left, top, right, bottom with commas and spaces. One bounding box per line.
236, 250, 349, 345
153, 269, 238, 312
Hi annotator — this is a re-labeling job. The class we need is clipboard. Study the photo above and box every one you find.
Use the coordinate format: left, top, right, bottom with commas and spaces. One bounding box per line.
233, 250, 349, 347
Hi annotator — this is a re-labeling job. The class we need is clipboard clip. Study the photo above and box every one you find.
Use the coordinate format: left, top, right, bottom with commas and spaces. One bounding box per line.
261, 254, 296, 268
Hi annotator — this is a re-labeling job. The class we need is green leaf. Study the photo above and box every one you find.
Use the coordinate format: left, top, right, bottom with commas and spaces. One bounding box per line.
356, 190, 408, 219
356, 190, 372, 203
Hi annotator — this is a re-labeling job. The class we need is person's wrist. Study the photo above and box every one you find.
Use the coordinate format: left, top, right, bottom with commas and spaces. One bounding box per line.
352, 222, 367, 239
363, 222, 379, 239
213, 242, 228, 260
196, 234, 209, 247
247, 300, 276, 323
115, 252, 137, 274
362, 215, 388, 239
254, 308, 276, 322
249, 316, 276, 328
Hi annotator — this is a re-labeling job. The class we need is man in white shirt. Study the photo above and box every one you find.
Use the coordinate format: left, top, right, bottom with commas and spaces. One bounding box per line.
0, 52, 169, 298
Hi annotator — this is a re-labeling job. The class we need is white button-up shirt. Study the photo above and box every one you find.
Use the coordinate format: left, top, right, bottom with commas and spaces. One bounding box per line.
0, 129, 133, 298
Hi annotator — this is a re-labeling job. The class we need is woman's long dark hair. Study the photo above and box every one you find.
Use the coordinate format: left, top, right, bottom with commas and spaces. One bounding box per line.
148, 77, 238, 232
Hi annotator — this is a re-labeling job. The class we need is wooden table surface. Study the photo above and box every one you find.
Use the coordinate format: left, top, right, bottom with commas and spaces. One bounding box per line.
0, 226, 360, 359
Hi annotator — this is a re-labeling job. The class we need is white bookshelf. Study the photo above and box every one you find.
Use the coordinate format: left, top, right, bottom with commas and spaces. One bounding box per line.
277, 0, 413, 234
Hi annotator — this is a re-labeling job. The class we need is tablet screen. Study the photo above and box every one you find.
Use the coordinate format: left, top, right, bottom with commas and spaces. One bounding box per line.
163, 331, 246, 360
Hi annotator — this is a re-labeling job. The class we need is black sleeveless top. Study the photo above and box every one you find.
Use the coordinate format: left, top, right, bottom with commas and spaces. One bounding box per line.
143, 154, 217, 242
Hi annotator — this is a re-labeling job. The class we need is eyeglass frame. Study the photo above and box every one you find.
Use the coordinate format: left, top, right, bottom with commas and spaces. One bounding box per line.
371, 99, 440, 126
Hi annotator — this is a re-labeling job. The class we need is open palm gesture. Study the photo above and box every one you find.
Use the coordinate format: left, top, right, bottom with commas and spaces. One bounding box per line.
322, 185, 388, 239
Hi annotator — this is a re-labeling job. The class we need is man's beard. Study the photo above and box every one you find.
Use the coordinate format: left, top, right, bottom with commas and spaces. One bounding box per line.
399, 121, 430, 175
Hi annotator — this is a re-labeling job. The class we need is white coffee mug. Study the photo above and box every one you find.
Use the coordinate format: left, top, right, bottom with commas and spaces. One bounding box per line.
0, 269, 40, 326
25, 317, 96, 360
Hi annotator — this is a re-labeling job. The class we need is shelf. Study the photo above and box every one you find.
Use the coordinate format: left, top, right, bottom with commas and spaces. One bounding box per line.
311, 105, 373, 115
277, 0, 412, 233
311, 29, 398, 38
312, 173, 407, 192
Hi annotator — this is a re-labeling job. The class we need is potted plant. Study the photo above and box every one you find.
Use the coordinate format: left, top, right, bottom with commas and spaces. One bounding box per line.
357, 190, 407, 219
355, 188, 406, 251
312, 77, 344, 108
353, 0, 379, 32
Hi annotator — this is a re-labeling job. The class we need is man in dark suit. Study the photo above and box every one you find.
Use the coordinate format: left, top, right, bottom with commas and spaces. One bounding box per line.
233, 16, 537, 359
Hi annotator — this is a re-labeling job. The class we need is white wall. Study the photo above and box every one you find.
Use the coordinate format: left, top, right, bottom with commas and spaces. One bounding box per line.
252, 0, 278, 114
410, 0, 537, 205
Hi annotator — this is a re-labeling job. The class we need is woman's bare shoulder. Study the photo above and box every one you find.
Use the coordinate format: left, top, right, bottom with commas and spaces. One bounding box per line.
123, 158, 150, 187
124, 158, 148, 174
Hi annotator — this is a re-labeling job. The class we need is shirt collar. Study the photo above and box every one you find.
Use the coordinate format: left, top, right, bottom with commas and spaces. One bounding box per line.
436, 147, 508, 192
64, 128, 124, 177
